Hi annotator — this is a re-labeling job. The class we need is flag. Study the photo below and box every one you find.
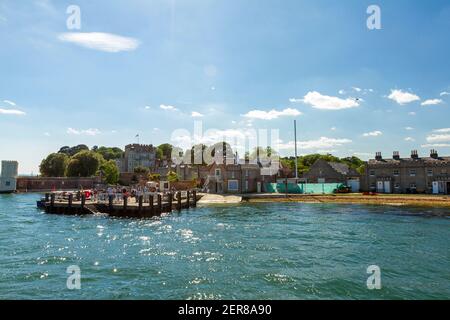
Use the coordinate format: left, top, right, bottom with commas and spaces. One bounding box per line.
135, 134, 139, 138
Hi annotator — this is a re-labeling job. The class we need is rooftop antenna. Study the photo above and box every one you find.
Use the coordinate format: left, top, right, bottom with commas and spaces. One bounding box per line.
294, 120, 298, 180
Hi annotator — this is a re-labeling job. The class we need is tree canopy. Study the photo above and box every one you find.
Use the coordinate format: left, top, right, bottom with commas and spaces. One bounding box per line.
65, 150, 102, 177
157, 143, 173, 160
39, 153, 69, 177
99, 160, 119, 184
95, 146, 124, 160
58, 144, 89, 157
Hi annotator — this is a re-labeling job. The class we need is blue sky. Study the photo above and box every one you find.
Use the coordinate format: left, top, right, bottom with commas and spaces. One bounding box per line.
1, 0, 450, 174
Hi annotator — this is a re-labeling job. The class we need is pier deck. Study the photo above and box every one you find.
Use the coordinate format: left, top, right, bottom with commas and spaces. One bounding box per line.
41, 191, 201, 218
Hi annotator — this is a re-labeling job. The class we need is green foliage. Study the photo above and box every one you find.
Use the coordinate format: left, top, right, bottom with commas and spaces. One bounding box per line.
133, 166, 150, 175
157, 143, 173, 160
148, 173, 161, 182
281, 154, 366, 177
65, 150, 102, 177
58, 144, 89, 157
39, 153, 69, 177
99, 160, 119, 184
96, 146, 124, 160
167, 171, 180, 182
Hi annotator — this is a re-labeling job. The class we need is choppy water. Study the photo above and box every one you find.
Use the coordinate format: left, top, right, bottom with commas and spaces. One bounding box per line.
0, 193, 449, 300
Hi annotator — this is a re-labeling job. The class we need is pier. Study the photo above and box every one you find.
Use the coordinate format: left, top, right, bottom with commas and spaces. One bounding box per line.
41, 190, 201, 218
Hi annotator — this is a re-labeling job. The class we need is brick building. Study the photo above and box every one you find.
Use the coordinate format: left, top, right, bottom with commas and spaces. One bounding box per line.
364, 150, 450, 194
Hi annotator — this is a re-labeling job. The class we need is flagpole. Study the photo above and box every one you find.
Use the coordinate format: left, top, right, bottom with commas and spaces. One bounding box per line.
294, 120, 298, 180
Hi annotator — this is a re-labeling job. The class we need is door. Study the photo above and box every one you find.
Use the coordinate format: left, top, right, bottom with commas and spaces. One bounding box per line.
383, 181, 391, 194
376, 181, 384, 193
347, 179, 360, 192
432, 181, 439, 194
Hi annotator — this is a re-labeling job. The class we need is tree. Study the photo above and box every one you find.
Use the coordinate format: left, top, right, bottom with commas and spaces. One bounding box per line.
167, 171, 180, 182
99, 160, 119, 184
65, 150, 102, 177
134, 166, 149, 175
39, 153, 69, 177
58, 144, 89, 157
157, 143, 173, 160
96, 146, 124, 160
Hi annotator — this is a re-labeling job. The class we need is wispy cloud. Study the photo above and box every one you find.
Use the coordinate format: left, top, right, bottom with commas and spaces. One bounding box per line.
243, 108, 301, 120
295, 91, 360, 110
405, 127, 414, 130
160, 104, 178, 111
58, 32, 140, 53
278, 137, 352, 150
3, 100, 16, 106
191, 111, 204, 118
426, 131, 450, 142
387, 89, 420, 105
0, 108, 26, 115
404, 137, 415, 142
67, 128, 101, 136
421, 99, 442, 106
440, 91, 450, 96
363, 130, 383, 137
421, 143, 450, 148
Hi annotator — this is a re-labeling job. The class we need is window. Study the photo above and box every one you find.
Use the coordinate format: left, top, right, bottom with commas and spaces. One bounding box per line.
228, 180, 239, 191
231, 171, 235, 179
394, 183, 400, 189
370, 170, 375, 177
409, 169, 416, 177
5, 181, 10, 186
245, 181, 249, 192
393, 169, 399, 176
410, 183, 417, 189
245, 170, 249, 177
427, 169, 433, 177
215, 169, 221, 177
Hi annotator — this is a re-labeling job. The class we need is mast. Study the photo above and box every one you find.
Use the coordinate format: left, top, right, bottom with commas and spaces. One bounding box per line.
294, 120, 298, 180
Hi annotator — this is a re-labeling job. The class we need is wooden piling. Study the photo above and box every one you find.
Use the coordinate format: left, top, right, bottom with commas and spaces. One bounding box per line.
177, 191, 182, 211
150, 194, 154, 215
50, 193, 55, 210
109, 195, 113, 212
192, 190, 197, 207
157, 194, 162, 214
168, 192, 173, 212
68, 193, 73, 208
123, 195, 128, 210
45, 193, 50, 202
186, 191, 190, 209
138, 195, 143, 211
81, 194, 86, 211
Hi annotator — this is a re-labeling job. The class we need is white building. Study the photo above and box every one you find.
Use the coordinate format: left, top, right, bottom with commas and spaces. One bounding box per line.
0, 161, 19, 193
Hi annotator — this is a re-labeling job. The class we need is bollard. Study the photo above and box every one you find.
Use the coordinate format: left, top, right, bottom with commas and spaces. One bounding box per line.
157, 194, 162, 214
150, 194, 154, 215
177, 191, 182, 211
123, 195, 128, 210
81, 194, 86, 209
186, 191, 190, 209
138, 195, 143, 211
192, 190, 197, 207
68, 193, 73, 208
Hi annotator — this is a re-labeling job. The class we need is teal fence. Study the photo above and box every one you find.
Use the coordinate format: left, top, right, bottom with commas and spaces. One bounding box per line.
264, 183, 344, 194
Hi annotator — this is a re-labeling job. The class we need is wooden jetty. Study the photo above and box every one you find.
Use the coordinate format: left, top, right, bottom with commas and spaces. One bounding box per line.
40, 191, 200, 218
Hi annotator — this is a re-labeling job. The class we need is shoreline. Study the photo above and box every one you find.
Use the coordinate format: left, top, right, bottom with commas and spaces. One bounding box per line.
242, 193, 450, 209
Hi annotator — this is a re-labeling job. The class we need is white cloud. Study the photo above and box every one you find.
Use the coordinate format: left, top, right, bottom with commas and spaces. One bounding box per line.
363, 131, 383, 137
44, 132, 50, 137
408, 112, 416, 116
3, 100, 16, 106
58, 32, 140, 53
191, 111, 204, 118
440, 91, 450, 96
299, 91, 360, 110
426, 133, 450, 143
67, 128, 101, 136
338, 90, 346, 95
160, 104, 178, 111
405, 127, 414, 130
330, 127, 336, 131
0, 108, 26, 115
144, 106, 151, 110
387, 89, 420, 105
421, 143, 450, 148
352, 87, 362, 92
433, 128, 450, 133
421, 99, 442, 106
278, 137, 352, 150
242, 108, 301, 120
404, 137, 415, 142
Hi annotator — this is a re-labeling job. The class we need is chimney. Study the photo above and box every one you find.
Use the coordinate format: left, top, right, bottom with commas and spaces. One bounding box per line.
411, 150, 419, 159
393, 151, 400, 160
375, 152, 382, 161
430, 149, 439, 159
